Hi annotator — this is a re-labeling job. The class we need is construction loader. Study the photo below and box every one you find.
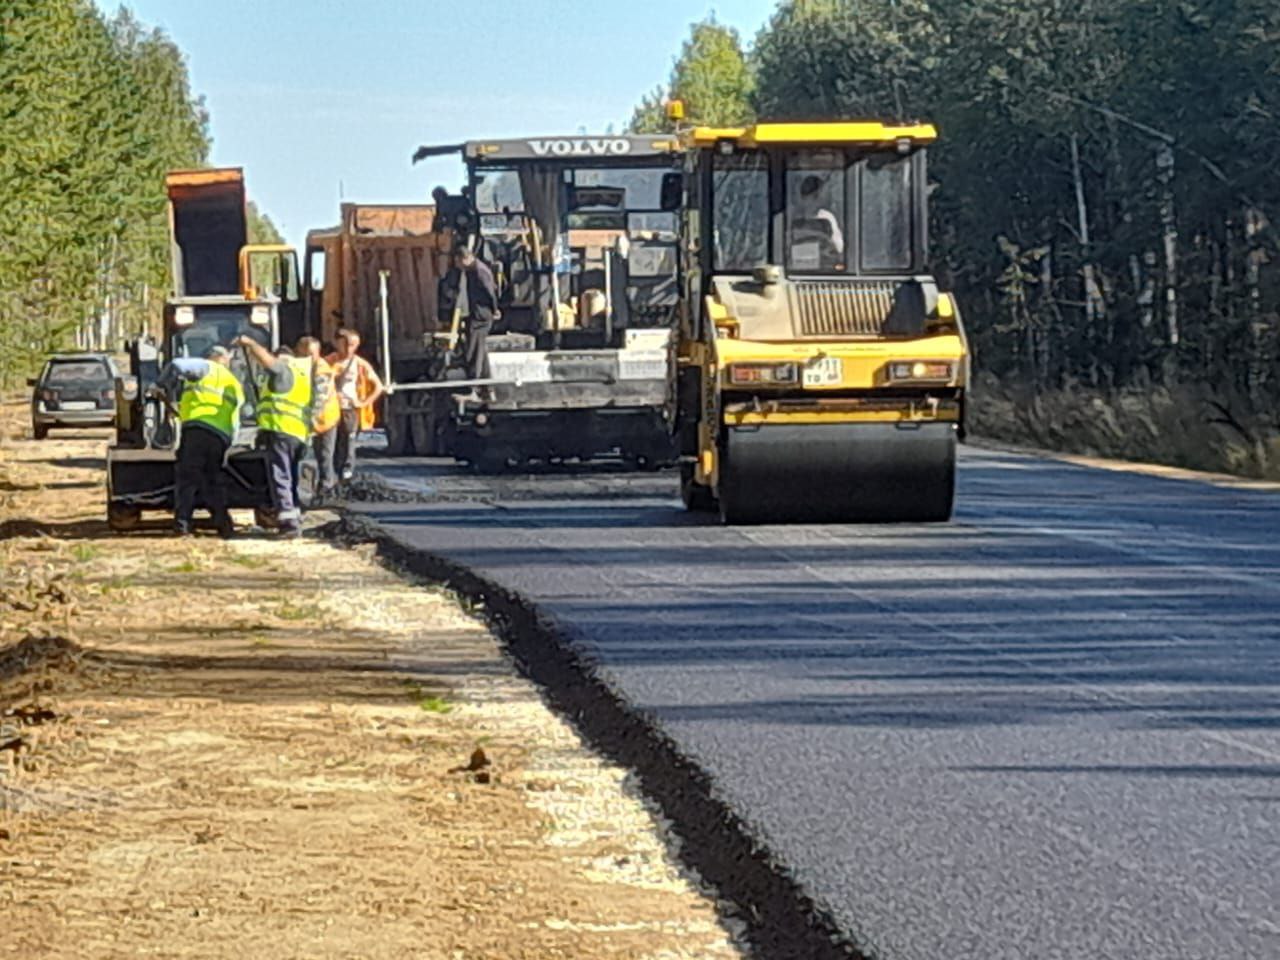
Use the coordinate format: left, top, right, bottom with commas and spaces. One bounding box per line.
106, 168, 304, 531
411, 135, 683, 470
669, 120, 969, 523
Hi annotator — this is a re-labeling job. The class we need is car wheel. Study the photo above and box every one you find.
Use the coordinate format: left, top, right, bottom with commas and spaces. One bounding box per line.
33, 424, 48, 440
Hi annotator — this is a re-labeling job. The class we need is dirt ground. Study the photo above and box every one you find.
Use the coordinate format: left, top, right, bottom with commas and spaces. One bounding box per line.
0, 398, 745, 959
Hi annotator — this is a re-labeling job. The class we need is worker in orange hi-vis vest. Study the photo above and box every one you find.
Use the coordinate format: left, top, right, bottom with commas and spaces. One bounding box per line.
298, 336, 342, 501
326, 328, 385, 484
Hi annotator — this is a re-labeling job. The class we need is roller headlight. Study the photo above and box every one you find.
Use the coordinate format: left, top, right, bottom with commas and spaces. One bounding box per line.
887, 361, 954, 383
728, 362, 798, 386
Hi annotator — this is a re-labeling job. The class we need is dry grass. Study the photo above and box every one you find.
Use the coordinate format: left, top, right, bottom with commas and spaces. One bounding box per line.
968, 373, 1280, 479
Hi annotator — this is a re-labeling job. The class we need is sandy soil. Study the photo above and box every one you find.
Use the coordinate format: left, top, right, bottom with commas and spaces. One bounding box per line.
0, 399, 744, 959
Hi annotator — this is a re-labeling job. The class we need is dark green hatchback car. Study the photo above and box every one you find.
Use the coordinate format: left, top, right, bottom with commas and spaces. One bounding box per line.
29, 353, 121, 439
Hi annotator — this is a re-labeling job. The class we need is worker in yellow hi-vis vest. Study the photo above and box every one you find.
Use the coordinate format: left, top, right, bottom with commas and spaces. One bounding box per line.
298, 335, 341, 501
154, 344, 245, 538
235, 336, 315, 539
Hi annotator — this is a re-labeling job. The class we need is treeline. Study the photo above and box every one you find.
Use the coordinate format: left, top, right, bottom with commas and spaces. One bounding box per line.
0, 0, 279, 388
635, 2, 1280, 476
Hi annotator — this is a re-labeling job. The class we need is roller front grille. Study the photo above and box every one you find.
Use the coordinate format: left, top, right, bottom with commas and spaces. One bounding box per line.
790, 280, 901, 338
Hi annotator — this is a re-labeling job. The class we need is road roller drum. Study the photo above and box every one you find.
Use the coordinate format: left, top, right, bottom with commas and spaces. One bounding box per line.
717, 421, 957, 524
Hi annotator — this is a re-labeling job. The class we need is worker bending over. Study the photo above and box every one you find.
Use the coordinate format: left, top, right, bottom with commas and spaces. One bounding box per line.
235, 336, 314, 538
154, 344, 244, 538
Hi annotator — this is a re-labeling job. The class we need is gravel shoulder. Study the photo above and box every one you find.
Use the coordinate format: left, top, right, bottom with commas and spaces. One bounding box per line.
0, 398, 744, 959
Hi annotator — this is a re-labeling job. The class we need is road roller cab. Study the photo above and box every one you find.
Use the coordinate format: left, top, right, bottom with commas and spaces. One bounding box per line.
671, 121, 968, 523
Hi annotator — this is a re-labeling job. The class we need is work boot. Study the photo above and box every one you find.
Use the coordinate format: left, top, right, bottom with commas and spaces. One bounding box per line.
173, 521, 193, 538
278, 523, 303, 540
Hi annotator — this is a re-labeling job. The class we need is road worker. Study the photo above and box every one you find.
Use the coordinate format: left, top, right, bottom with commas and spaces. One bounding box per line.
154, 344, 244, 538
234, 335, 314, 538
326, 329, 384, 483
299, 335, 341, 501
455, 248, 499, 384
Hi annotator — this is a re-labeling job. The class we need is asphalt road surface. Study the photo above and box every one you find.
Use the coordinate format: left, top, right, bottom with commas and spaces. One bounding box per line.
351, 446, 1280, 960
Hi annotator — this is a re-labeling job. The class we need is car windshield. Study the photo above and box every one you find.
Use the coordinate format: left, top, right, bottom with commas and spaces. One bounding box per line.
45, 359, 110, 384
712, 152, 769, 272
784, 148, 916, 274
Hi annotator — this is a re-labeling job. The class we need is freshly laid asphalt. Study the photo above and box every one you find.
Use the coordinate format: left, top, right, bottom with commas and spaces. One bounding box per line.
350, 447, 1280, 960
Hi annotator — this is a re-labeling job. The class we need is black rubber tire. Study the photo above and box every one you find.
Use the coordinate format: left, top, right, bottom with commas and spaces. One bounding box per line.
680, 463, 717, 513
384, 412, 412, 456
409, 395, 435, 457
107, 502, 141, 532
33, 424, 48, 440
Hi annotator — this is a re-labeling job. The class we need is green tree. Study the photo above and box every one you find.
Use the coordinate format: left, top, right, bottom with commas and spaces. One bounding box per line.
629, 18, 755, 133
751, 0, 944, 121
246, 201, 284, 244
0, 0, 285, 389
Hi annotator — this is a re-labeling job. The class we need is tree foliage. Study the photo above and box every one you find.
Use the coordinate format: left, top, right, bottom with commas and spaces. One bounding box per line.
629, 18, 755, 133
0, 0, 277, 388
246, 202, 284, 245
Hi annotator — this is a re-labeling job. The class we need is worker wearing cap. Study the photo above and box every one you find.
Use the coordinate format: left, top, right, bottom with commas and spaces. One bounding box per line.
234, 336, 314, 538
154, 344, 244, 538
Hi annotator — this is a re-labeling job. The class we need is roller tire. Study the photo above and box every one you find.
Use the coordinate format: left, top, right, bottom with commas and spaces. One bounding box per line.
107, 502, 141, 532
471, 453, 507, 475
384, 413, 412, 456
679, 463, 717, 513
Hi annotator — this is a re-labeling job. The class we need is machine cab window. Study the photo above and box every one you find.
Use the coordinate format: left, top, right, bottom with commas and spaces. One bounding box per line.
711, 151, 769, 272
782, 148, 920, 276
860, 154, 913, 271
785, 150, 848, 273
169, 304, 271, 426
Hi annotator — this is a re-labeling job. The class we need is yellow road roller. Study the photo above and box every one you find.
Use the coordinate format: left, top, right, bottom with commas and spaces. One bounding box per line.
664, 120, 969, 523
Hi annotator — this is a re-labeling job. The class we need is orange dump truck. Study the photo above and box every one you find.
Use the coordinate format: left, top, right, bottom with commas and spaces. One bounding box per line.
303, 203, 453, 455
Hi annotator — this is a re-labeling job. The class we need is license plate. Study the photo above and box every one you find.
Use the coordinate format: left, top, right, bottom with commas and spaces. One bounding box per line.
803, 356, 842, 387
60, 401, 96, 410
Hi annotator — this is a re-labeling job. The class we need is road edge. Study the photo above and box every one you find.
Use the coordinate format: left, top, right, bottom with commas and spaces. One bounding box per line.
326, 511, 868, 960
967, 436, 1280, 491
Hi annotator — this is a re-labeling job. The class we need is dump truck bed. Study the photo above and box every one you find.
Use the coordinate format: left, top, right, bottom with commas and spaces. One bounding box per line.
166, 168, 247, 298
306, 204, 448, 373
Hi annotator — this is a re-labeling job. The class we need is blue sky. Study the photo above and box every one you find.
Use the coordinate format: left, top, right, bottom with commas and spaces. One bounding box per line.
95, 1, 778, 248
